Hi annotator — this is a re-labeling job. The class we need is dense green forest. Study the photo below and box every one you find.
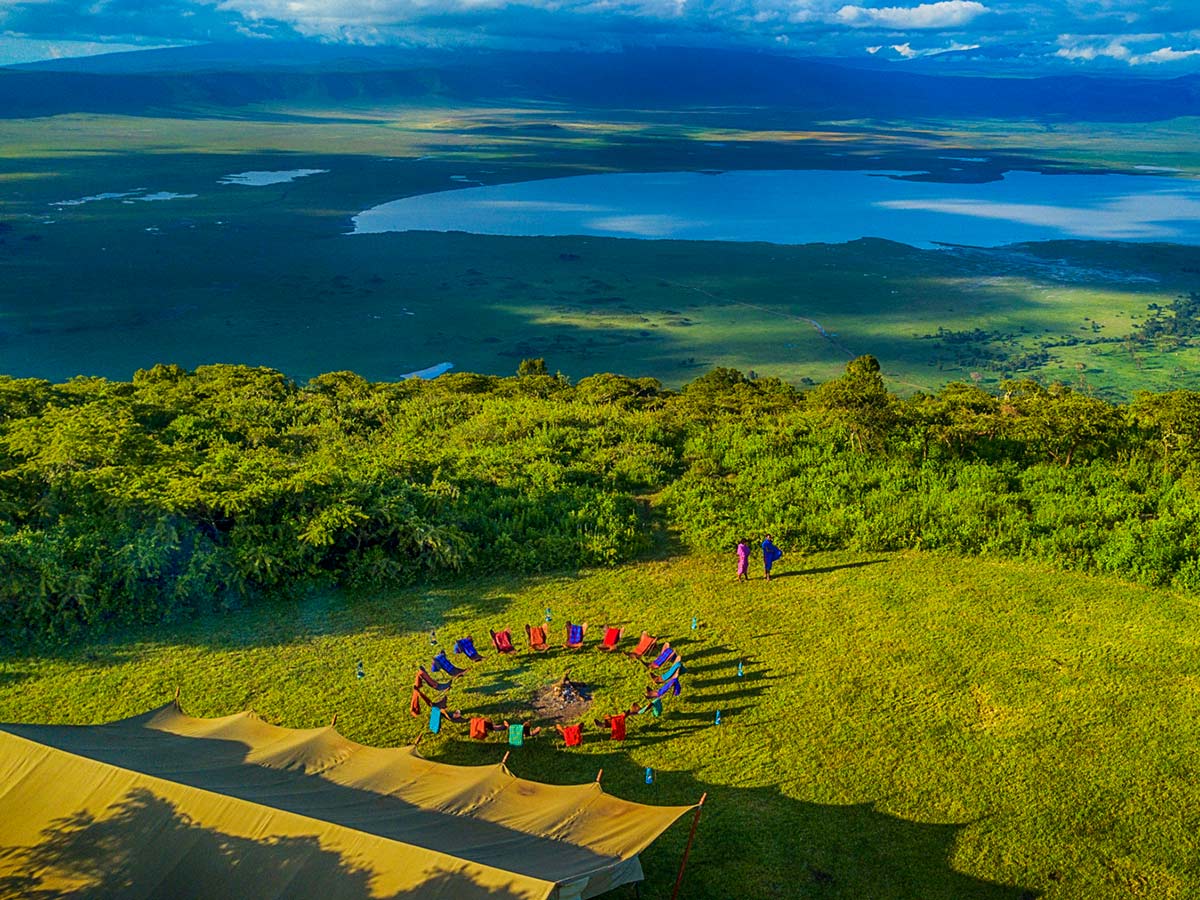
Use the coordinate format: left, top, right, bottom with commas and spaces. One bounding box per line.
3, 355, 1200, 642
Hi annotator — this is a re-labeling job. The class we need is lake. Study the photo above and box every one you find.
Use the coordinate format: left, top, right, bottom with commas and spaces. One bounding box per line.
352, 169, 1200, 247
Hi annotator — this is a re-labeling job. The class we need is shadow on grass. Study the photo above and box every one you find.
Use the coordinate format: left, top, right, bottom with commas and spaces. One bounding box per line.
0, 754, 1040, 900
432, 739, 1041, 900
0, 670, 32, 688
775, 559, 889, 579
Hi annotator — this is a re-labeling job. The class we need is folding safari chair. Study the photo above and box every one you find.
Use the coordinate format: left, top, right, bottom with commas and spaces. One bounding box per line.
413, 666, 450, 692
525, 624, 549, 652
410, 688, 437, 718
627, 631, 657, 660
654, 658, 684, 683
645, 644, 676, 670
599, 626, 623, 653
649, 676, 681, 699
563, 622, 588, 650
491, 629, 516, 654
558, 723, 583, 747
431, 650, 466, 678
453, 637, 484, 662
604, 713, 627, 741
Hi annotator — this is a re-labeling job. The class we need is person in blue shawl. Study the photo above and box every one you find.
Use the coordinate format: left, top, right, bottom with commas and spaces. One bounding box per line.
761, 535, 783, 580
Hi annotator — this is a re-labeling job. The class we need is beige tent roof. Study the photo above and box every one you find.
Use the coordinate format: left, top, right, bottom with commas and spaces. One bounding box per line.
0, 704, 696, 899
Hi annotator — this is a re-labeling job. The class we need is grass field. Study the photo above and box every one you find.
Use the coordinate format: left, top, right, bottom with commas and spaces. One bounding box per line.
2, 107, 1199, 397
4, 549, 1200, 898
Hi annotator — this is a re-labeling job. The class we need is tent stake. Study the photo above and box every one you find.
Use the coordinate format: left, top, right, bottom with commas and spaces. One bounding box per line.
501, 751, 510, 766
595, 768, 604, 783
174, 686, 180, 704
669, 793, 707, 900
330, 714, 338, 728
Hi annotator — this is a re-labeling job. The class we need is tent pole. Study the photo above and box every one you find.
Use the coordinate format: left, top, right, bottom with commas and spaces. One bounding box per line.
501, 751, 511, 766
173, 686, 180, 707
669, 793, 707, 900
330, 714, 338, 728
595, 768, 604, 783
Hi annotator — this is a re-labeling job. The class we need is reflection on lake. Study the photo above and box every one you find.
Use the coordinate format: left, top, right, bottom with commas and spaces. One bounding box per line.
352, 169, 1200, 247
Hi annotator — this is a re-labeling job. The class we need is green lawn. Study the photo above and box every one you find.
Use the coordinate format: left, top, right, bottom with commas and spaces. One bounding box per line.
4, 549, 1199, 898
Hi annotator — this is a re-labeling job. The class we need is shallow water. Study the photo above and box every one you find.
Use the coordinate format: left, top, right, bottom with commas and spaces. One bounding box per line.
400, 362, 454, 379
219, 169, 329, 186
53, 189, 196, 206
352, 169, 1200, 247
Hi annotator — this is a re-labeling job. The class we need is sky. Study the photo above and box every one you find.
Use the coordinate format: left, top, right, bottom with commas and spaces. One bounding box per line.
1, 0, 1198, 69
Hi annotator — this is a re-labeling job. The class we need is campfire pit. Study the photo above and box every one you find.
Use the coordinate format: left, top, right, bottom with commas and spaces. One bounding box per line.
530, 672, 593, 724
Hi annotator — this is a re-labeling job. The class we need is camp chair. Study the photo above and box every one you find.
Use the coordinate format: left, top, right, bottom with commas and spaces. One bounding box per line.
508, 723, 525, 747
491, 629, 516, 654
431, 651, 466, 678
638, 696, 667, 720
645, 644, 676, 669
627, 631, 657, 660
469, 717, 490, 740
597, 713, 626, 741
453, 637, 484, 662
429, 706, 443, 734
411, 689, 459, 721
599, 626, 623, 653
410, 688, 443, 717
557, 723, 583, 747
563, 622, 588, 650
648, 676, 681, 699
654, 659, 685, 684
525, 624, 549, 652
413, 666, 450, 692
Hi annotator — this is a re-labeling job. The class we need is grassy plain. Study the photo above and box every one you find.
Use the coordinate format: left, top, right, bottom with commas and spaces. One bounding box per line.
1, 106, 1198, 395
3, 549, 1200, 898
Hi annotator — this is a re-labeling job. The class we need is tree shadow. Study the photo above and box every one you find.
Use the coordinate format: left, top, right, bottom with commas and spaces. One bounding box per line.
0, 669, 31, 688
430, 742, 1042, 900
0, 788, 524, 899
1, 696, 1042, 900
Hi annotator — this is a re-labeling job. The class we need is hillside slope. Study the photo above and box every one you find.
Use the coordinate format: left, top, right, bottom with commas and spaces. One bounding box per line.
3, 549, 1198, 899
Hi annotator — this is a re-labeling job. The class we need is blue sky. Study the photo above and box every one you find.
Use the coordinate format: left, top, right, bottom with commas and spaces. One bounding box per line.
1, 0, 1198, 68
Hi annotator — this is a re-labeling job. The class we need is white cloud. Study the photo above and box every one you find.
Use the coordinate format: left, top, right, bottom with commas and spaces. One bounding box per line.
1054, 33, 1200, 65
877, 192, 1200, 240
1054, 37, 1132, 61
1130, 45, 1200, 64
835, 1, 987, 29
893, 38, 979, 56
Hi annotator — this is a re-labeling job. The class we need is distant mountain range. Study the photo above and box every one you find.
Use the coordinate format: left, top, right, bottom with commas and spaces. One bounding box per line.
2, 43, 1198, 122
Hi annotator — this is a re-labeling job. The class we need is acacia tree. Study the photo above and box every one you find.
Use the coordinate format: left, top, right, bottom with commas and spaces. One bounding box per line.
807, 355, 898, 452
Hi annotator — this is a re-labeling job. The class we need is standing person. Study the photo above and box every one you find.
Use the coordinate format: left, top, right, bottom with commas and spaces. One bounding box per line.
736, 539, 750, 582
761, 534, 783, 581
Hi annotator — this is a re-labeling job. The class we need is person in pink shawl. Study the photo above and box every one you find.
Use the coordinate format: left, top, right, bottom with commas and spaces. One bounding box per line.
736, 539, 751, 582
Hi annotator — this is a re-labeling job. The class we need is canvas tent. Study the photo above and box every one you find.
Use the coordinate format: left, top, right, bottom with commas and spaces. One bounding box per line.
0, 703, 698, 899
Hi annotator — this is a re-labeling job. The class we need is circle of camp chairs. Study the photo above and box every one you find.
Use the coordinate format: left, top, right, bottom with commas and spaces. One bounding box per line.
410, 621, 687, 748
